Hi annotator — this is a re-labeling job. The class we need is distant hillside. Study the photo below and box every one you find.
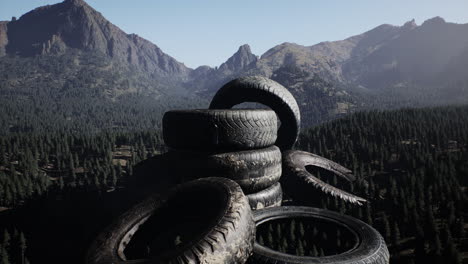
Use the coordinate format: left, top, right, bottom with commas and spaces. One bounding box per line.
1, 0, 190, 78
216, 17, 468, 90
1, 0, 468, 131
0, 0, 203, 134
189, 17, 468, 125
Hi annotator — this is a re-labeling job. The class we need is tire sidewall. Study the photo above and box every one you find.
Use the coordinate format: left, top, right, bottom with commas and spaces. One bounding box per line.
250, 206, 389, 264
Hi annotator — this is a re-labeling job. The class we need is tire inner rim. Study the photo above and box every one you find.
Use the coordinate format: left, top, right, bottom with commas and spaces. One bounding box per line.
120, 184, 229, 261
255, 213, 360, 257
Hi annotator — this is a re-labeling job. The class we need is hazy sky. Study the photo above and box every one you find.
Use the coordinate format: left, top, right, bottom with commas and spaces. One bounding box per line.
1, 0, 467, 68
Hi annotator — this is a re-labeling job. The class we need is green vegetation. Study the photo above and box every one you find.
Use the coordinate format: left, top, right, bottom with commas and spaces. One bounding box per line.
0, 51, 205, 135
0, 101, 467, 263
296, 105, 468, 263
0, 229, 27, 264
271, 64, 358, 126
256, 217, 357, 257
0, 131, 166, 207
0, 129, 166, 263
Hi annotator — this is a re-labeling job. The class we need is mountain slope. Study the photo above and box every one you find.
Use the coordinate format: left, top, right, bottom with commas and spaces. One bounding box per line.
1, 0, 468, 131
0, 0, 206, 134
218, 44, 257, 73
192, 18, 468, 126
205, 17, 468, 93
188, 44, 259, 94
343, 17, 468, 88
3, 0, 190, 79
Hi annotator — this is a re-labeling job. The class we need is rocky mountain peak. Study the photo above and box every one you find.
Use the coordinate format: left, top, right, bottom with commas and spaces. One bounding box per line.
3, 0, 191, 78
422, 16, 446, 26
402, 19, 417, 30
218, 44, 257, 73
63, 0, 88, 8
65, 0, 86, 5
237, 44, 253, 54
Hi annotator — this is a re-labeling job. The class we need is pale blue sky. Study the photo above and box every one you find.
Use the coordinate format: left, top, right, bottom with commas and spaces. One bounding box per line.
1, 0, 467, 68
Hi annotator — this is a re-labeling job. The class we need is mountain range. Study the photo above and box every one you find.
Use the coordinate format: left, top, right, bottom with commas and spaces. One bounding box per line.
1, 0, 468, 132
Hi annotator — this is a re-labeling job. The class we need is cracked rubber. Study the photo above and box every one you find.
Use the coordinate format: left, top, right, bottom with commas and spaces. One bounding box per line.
169, 146, 282, 194
86, 178, 255, 264
163, 109, 277, 151
209, 76, 300, 150
282, 150, 367, 205
248, 206, 389, 264
247, 182, 283, 210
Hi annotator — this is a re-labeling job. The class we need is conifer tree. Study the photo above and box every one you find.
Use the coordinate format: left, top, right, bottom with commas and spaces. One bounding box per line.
0, 245, 10, 264
392, 221, 400, 247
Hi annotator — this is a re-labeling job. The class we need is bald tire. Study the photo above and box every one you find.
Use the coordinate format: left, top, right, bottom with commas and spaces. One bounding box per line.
169, 146, 282, 194
209, 76, 300, 151
281, 150, 367, 206
247, 182, 283, 210
86, 178, 255, 264
248, 206, 389, 264
163, 109, 277, 151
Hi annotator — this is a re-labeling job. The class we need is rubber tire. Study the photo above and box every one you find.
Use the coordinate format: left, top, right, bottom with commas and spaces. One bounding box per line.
169, 146, 282, 194
86, 178, 255, 264
248, 206, 389, 264
282, 150, 367, 205
163, 109, 277, 151
209, 76, 300, 151
129, 153, 181, 202
247, 182, 283, 210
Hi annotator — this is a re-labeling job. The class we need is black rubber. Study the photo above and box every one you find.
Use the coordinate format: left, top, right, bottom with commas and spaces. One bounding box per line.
169, 146, 282, 194
248, 206, 389, 264
163, 109, 277, 151
282, 150, 367, 205
209, 76, 301, 151
86, 178, 255, 264
247, 182, 283, 210
129, 153, 181, 202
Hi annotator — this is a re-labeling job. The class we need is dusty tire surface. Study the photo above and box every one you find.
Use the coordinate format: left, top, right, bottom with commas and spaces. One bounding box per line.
163, 109, 277, 151
247, 182, 283, 210
282, 150, 366, 205
248, 206, 389, 264
86, 178, 255, 264
169, 146, 282, 194
209, 76, 300, 150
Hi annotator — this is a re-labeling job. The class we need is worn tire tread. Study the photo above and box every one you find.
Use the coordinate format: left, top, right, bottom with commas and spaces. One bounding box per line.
209, 76, 300, 150
163, 109, 277, 151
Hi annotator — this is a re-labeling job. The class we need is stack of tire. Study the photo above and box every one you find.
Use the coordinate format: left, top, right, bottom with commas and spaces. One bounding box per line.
162, 76, 301, 210
86, 76, 390, 264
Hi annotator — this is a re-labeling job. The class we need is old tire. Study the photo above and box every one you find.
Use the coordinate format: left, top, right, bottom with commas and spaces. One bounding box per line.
163, 109, 277, 151
86, 178, 255, 264
169, 146, 282, 194
247, 182, 283, 210
209, 76, 300, 150
248, 206, 389, 264
282, 150, 366, 205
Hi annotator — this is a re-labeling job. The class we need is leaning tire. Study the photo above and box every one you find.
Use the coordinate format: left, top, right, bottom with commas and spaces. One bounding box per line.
248, 206, 389, 264
209, 76, 300, 150
282, 150, 367, 205
169, 146, 282, 194
163, 109, 277, 151
247, 182, 283, 210
86, 178, 255, 264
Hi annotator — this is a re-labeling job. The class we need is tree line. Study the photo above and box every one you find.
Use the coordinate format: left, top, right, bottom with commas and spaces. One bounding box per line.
0, 103, 467, 263
296, 105, 468, 264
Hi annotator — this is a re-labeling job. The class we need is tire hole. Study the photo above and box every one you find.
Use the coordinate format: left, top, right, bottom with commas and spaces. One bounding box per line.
256, 217, 358, 256
123, 185, 228, 260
